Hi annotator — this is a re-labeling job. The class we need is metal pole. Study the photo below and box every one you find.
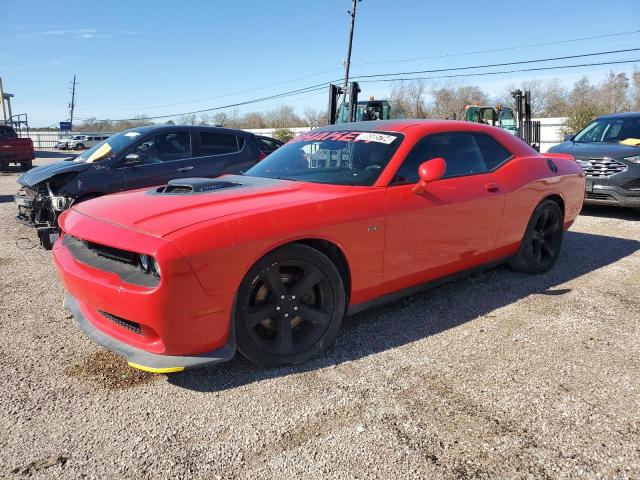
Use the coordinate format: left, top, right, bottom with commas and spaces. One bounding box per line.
69, 75, 77, 128
341, 0, 359, 104
0, 77, 7, 124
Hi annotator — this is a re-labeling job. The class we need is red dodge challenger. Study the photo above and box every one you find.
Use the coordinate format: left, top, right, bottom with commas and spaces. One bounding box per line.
53, 120, 585, 373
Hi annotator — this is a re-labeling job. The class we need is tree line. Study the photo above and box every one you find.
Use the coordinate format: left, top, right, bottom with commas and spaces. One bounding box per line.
75, 70, 640, 137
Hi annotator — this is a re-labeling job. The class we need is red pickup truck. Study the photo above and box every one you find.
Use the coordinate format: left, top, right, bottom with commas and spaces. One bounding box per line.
1, 125, 34, 171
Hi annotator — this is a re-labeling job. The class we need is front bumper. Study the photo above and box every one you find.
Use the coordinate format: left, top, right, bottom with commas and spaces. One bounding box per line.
585, 182, 640, 207
64, 295, 235, 372
53, 215, 237, 370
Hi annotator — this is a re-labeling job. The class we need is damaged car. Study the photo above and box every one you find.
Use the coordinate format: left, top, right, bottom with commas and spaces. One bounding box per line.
15, 125, 265, 248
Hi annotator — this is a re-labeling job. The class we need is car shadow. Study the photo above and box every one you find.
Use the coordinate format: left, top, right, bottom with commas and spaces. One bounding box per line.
580, 204, 640, 221
168, 230, 639, 392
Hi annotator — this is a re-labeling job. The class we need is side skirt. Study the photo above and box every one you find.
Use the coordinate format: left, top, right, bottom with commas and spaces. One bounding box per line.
346, 256, 511, 316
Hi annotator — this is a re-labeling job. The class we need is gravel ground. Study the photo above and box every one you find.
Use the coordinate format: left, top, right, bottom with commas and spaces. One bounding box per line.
1, 158, 639, 479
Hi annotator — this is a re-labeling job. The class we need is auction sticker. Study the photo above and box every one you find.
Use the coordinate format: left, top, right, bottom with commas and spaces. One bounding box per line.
355, 132, 396, 144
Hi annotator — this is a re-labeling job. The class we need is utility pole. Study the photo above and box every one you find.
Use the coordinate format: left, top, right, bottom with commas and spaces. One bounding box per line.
68, 75, 77, 128
341, 0, 360, 104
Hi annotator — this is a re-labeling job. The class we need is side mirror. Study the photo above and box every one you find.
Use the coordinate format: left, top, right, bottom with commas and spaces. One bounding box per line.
123, 152, 142, 166
564, 134, 574, 142
412, 157, 446, 194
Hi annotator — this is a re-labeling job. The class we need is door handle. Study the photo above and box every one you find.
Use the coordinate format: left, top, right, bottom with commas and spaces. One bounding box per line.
484, 183, 500, 193
177, 166, 194, 172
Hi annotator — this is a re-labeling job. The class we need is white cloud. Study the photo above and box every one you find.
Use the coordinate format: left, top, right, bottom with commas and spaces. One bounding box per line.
14, 27, 136, 40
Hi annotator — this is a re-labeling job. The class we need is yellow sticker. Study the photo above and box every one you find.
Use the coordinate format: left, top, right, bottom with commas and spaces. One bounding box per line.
619, 138, 640, 146
86, 143, 112, 163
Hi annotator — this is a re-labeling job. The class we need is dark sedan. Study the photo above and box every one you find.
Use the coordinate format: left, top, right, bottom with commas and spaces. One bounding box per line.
548, 112, 640, 209
15, 125, 267, 248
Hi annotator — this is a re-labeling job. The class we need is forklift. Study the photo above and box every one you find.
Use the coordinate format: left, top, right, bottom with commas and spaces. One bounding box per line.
327, 82, 405, 125
461, 90, 540, 151
462, 104, 517, 135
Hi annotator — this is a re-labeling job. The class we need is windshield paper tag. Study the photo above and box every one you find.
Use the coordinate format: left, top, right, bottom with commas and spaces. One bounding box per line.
290, 131, 396, 144
354, 132, 396, 144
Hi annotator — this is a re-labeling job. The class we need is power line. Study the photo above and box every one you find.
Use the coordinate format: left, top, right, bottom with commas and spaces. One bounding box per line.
77, 84, 329, 122
81, 52, 640, 123
355, 48, 640, 80
75, 67, 342, 112
352, 29, 640, 67
76, 29, 640, 113
357, 58, 640, 84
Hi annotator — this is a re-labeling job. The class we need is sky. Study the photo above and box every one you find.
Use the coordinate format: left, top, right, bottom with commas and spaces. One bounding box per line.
3, 0, 640, 127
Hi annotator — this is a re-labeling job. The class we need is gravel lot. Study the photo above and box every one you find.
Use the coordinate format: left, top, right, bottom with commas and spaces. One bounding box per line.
1, 156, 639, 479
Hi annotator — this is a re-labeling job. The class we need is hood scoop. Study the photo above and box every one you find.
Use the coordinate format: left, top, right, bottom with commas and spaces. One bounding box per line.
154, 178, 241, 195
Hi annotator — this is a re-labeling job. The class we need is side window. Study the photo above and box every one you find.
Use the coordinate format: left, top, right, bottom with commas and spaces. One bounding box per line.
473, 134, 512, 170
132, 131, 191, 164
258, 138, 276, 154
394, 132, 488, 183
199, 132, 242, 156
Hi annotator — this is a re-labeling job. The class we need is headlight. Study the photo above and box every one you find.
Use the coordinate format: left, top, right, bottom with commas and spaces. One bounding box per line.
139, 254, 150, 272
623, 155, 640, 164
151, 257, 161, 277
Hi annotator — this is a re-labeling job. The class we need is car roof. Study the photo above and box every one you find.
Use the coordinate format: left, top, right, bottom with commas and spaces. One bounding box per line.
125, 124, 253, 136
598, 111, 640, 119
314, 119, 486, 133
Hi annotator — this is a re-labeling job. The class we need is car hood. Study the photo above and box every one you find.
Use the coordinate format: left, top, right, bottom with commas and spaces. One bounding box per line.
17, 160, 91, 188
67, 175, 352, 238
548, 141, 640, 159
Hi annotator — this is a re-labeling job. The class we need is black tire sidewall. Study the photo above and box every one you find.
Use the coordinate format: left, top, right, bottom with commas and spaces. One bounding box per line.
510, 199, 564, 274
235, 243, 346, 367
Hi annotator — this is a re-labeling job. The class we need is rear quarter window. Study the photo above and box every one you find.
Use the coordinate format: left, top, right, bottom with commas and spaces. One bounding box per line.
473, 134, 513, 170
200, 132, 244, 156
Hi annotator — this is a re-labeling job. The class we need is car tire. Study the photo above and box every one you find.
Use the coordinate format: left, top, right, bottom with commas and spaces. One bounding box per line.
75, 143, 85, 150
20, 161, 32, 172
235, 243, 346, 367
509, 199, 564, 274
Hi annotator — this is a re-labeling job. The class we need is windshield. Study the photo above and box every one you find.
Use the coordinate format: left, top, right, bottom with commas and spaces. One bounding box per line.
574, 116, 640, 143
74, 131, 142, 163
499, 110, 516, 127
244, 130, 403, 186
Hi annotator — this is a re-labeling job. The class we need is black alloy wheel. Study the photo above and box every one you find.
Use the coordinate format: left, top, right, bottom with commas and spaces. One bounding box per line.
235, 244, 345, 366
510, 199, 564, 274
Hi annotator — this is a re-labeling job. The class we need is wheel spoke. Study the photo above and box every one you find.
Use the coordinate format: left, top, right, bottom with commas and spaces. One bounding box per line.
291, 268, 323, 297
537, 210, 549, 231
262, 266, 285, 298
277, 316, 293, 354
245, 303, 277, 326
541, 239, 556, 258
532, 240, 542, 262
544, 221, 560, 237
297, 304, 331, 328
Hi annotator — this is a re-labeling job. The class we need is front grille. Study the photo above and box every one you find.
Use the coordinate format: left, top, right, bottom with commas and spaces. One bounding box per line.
86, 240, 138, 265
98, 310, 143, 335
579, 158, 627, 178
586, 192, 615, 201
63, 235, 159, 288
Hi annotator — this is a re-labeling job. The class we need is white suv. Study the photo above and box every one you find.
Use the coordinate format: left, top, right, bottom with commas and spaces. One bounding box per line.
67, 135, 109, 150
